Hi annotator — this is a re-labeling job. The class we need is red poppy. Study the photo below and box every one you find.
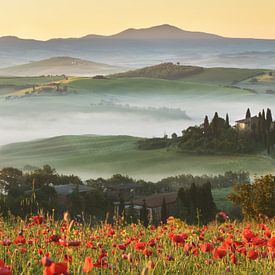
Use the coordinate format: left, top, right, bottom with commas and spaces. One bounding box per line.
14, 235, 26, 245
267, 237, 275, 249
0, 260, 12, 275
143, 248, 153, 257
83, 257, 93, 273
135, 241, 146, 251
231, 254, 237, 265
33, 216, 44, 225
41, 256, 53, 267
59, 239, 81, 247
0, 240, 12, 246
248, 250, 259, 260
200, 242, 213, 253
44, 262, 68, 275
213, 247, 227, 259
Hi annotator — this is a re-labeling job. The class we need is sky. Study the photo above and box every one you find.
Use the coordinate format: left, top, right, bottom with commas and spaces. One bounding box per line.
1, 0, 275, 40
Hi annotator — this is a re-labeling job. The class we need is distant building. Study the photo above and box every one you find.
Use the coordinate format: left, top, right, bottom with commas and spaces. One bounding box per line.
105, 183, 142, 201
235, 116, 259, 131
114, 192, 178, 224
53, 184, 95, 206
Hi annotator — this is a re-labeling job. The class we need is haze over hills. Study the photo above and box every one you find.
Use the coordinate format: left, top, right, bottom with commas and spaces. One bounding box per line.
0, 56, 124, 77
0, 24, 275, 69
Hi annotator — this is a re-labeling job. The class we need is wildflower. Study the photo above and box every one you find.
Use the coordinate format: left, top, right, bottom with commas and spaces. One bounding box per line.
248, 250, 259, 260
44, 262, 68, 275
83, 257, 93, 273
200, 242, 213, 253
213, 247, 227, 259
33, 216, 44, 225
0, 260, 12, 275
143, 248, 153, 257
135, 241, 146, 251
267, 237, 275, 249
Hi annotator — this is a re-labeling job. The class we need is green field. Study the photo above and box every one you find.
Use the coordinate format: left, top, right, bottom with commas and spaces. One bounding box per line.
0, 135, 274, 180
183, 67, 265, 85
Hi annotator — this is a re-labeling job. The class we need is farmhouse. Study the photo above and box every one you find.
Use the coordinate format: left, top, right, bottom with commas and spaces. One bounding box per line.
53, 183, 95, 206
115, 192, 178, 223
235, 116, 259, 131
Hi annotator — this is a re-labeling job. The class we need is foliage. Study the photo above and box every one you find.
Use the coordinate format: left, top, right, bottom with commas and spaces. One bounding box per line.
229, 175, 275, 219
177, 182, 217, 224
111, 62, 203, 80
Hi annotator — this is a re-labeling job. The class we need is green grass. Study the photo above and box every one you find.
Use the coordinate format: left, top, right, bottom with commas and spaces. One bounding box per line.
1, 135, 275, 180
212, 187, 234, 212
67, 77, 251, 97
184, 68, 265, 85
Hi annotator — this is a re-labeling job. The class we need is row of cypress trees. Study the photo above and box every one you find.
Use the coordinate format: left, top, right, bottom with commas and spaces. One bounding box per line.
177, 182, 216, 225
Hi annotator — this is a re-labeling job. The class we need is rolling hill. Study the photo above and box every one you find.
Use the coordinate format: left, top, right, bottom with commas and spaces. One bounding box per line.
0, 56, 124, 77
0, 135, 275, 180
111, 63, 204, 80
110, 63, 265, 82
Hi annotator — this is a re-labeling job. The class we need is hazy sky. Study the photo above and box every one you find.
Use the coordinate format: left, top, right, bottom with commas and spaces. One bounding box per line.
1, 0, 275, 40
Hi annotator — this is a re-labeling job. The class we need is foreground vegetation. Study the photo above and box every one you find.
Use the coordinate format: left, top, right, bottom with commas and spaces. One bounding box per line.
0, 215, 274, 274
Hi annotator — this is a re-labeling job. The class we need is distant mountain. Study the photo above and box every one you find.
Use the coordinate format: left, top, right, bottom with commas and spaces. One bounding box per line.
84, 24, 223, 40
1, 24, 275, 69
0, 56, 124, 77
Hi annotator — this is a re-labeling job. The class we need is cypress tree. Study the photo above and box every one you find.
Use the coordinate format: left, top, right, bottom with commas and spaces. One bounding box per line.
225, 113, 230, 128
246, 108, 251, 119
204, 115, 209, 131
211, 112, 219, 138
127, 201, 138, 224
118, 196, 125, 218
266, 108, 273, 131
140, 200, 149, 227
161, 197, 168, 224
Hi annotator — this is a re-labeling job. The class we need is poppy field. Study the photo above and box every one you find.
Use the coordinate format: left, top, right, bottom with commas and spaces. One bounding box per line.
0, 215, 274, 274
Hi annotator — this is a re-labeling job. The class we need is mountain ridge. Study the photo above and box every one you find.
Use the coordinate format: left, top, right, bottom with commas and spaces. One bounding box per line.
1, 24, 275, 41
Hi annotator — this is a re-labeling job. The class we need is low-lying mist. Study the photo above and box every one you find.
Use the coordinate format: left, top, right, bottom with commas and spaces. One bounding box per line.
1, 89, 275, 146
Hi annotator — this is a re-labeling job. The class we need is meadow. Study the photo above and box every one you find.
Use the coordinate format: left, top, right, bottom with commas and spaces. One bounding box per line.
0, 215, 274, 274
0, 135, 275, 180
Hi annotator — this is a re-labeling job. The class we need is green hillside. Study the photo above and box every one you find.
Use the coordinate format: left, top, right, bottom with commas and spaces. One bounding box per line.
66, 77, 251, 97
0, 135, 275, 180
183, 67, 265, 85
111, 62, 203, 80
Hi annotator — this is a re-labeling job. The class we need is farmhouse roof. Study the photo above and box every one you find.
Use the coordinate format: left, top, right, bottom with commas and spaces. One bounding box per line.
235, 115, 258, 123
128, 192, 177, 208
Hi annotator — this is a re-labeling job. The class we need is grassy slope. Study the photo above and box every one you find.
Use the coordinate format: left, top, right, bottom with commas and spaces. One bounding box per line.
0, 135, 274, 180
66, 77, 250, 97
183, 68, 265, 85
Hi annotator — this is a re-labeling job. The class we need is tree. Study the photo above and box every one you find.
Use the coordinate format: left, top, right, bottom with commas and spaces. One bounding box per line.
203, 115, 209, 131
0, 167, 23, 194
228, 175, 275, 219
266, 108, 273, 131
171, 133, 178, 140
118, 196, 125, 218
245, 108, 251, 119
127, 201, 138, 224
140, 200, 149, 227
211, 112, 219, 138
161, 198, 168, 223
225, 113, 230, 128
